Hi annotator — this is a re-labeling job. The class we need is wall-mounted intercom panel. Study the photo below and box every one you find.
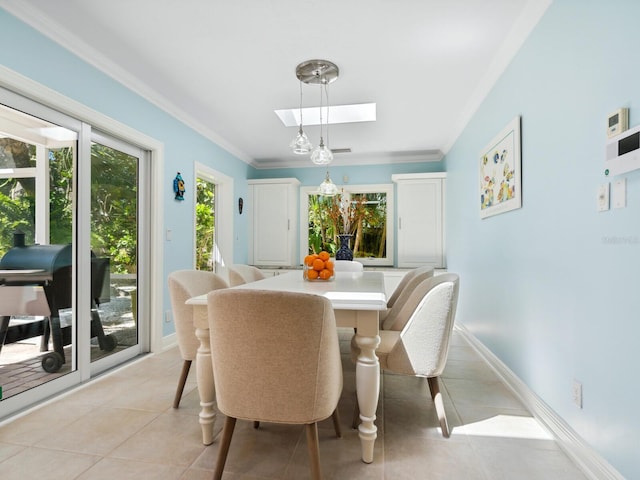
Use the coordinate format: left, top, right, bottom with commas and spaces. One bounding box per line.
605, 123, 640, 176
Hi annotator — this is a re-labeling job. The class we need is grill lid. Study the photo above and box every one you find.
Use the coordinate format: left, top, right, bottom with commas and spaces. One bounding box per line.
0, 244, 72, 273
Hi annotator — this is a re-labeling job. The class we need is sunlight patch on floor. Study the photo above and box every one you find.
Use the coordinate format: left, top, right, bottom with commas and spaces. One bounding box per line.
454, 414, 553, 440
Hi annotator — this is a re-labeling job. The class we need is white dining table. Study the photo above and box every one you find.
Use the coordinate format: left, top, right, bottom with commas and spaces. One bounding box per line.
186, 270, 387, 464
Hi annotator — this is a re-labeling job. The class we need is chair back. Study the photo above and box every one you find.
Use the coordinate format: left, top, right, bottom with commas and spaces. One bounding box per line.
333, 260, 364, 272
0, 286, 50, 316
207, 289, 343, 424
168, 270, 228, 361
386, 266, 434, 309
385, 273, 459, 377
227, 264, 266, 287
381, 268, 436, 331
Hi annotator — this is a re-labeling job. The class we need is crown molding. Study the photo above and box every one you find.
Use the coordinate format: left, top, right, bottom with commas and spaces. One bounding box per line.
0, 1, 253, 165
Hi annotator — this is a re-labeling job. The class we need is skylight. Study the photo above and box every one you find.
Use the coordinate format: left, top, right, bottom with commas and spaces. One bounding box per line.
275, 103, 376, 127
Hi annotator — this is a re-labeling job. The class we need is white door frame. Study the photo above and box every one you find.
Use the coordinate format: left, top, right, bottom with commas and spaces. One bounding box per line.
194, 162, 234, 271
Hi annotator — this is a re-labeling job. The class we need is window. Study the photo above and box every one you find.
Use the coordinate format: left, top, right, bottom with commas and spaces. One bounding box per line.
300, 184, 394, 266
194, 163, 234, 272
195, 177, 215, 270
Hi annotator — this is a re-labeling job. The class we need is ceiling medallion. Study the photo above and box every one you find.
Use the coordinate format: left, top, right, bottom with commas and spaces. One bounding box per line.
295, 59, 339, 85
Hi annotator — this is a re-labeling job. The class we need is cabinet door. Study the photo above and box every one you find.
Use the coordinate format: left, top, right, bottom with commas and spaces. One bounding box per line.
397, 179, 443, 267
252, 183, 292, 266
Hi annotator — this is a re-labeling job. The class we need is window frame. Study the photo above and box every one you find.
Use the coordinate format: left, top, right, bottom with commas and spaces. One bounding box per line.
300, 183, 394, 267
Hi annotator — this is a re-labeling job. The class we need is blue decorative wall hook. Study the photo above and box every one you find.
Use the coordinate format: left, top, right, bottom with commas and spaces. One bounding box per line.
173, 172, 185, 201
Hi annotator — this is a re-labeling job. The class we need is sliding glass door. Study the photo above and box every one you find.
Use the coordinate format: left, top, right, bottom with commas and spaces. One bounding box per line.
88, 134, 147, 371
0, 99, 80, 408
0, 89, 150, 418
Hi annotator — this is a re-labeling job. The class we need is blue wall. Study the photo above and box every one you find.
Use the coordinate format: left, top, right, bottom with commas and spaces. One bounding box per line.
445, 1, 639, 477
249, 159, 445, 185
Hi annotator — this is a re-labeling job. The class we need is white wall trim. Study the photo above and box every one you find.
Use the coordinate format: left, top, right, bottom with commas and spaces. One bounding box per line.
455, 324, 624, 480
391, 172, 447, 181
160, 332, 178, 352
442, 0, 553, 154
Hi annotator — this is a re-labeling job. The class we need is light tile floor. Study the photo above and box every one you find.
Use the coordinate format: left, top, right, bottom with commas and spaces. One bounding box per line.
0, 329, 589, 480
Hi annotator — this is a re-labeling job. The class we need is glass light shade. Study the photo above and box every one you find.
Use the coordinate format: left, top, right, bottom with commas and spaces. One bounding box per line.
290, 126, 312, 154
310, 139, 333, 165
318, 172, 339, 196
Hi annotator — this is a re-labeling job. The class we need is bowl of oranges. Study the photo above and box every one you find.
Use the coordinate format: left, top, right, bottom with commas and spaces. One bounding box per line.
303, 251, 335, 281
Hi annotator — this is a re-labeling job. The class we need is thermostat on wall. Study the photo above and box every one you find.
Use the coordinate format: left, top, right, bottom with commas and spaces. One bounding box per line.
607, 108, 628, 138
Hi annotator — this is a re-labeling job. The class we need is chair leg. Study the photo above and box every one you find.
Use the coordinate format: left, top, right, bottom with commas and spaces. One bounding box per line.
253, 421, 260, 429
173, 359, 192, 408
214, 416, 237, 480
331, 408, 342, 438
305, 423, 322, 480
428, 376, 450, 438
351, 393, 360, 429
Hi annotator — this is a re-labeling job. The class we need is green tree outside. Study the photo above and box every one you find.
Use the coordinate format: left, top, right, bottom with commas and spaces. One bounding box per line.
0, 138, 138, 275
196, 178, 215, 270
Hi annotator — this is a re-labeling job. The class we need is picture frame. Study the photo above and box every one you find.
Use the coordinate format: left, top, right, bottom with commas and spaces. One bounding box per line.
479, 116, 522, 219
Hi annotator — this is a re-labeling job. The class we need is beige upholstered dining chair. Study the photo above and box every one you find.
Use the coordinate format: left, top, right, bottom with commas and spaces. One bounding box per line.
167, 269, 228, 408
352, 273, 460, 437
386, 266, 434, 310
333, 259, 364, 272
207, 289, 343, 480
378, 266, 435, 327
226, 264, 266, 287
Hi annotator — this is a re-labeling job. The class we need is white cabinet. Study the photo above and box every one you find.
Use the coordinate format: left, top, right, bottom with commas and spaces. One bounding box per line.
392, 173, 446, 268
248, 178, 300, 267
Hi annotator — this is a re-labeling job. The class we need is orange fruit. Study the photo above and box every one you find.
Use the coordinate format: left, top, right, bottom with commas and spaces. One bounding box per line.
313, 258, 325, 271
324, 260, 334, 271
304, 254, 315, 267
306, 269, 319, 280
319, 269, 332, 280
318, 251, 330, 261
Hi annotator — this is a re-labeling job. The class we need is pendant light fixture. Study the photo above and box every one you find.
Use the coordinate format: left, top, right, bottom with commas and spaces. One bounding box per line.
293, 60, 339, 165
318, 168, 339, 196
310, 81, 333, 165
289, 80, 312, 154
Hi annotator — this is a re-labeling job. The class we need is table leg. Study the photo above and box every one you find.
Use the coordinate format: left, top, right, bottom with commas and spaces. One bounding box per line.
354, 332, 380, 464
0, 315, 10, 354
194, 305, 216, 445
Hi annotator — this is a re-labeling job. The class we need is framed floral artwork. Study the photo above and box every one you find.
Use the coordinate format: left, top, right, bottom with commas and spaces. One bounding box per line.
479, 116, 522, 219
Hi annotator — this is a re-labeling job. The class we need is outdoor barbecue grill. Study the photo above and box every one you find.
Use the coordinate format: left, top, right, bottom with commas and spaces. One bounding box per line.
0, 242, 116, 372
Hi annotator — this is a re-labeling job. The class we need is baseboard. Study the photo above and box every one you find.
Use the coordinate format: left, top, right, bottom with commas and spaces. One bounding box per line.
160, 332, 177, 352
455, 324, 624, 480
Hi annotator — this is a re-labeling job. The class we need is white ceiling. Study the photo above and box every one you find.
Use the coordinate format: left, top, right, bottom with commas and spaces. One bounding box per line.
0, 0, 551, 169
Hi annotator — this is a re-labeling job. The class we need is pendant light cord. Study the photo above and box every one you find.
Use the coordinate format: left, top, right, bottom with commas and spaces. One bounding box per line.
318, 74, 324, 143
298, 80, 304, 128
324, 82, 330, 148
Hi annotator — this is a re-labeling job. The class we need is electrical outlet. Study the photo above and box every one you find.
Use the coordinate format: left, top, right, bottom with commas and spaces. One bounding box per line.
164, 310, 172, 323
612, 178, 626, 209
597, 183, 609, 212
572, 380, 583, 408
